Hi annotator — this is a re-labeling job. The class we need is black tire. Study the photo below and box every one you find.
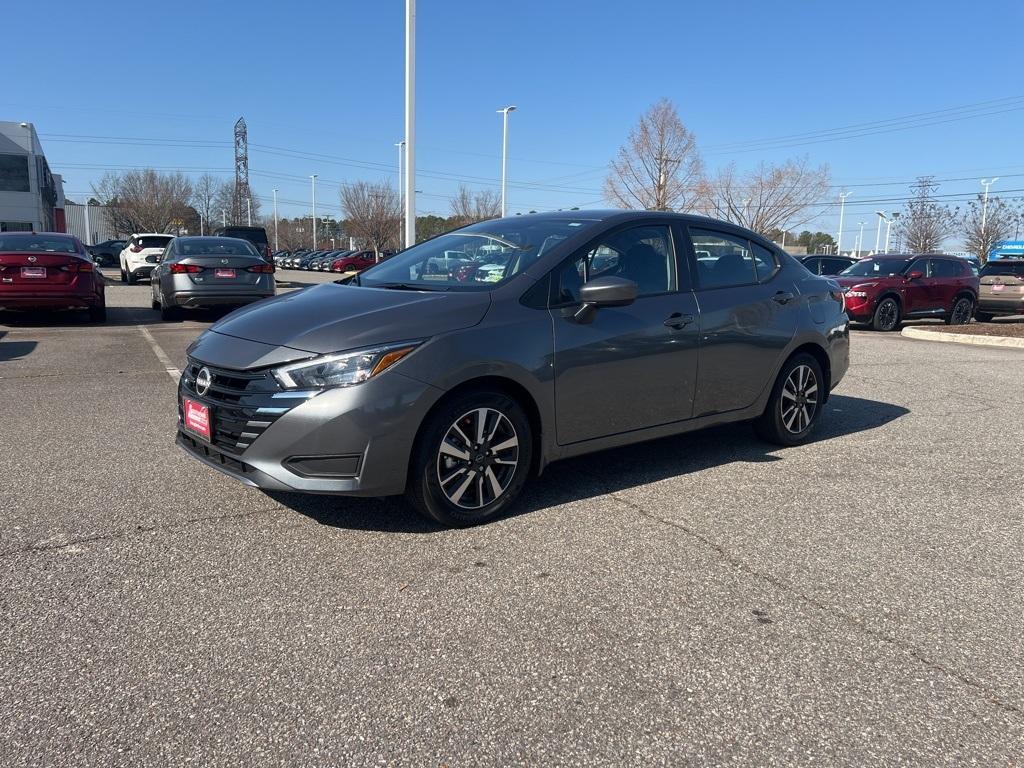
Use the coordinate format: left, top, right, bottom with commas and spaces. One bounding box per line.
946, 296, 973, 325
151, 293, 160, 310
125, 269, 135, 285
160, 302, 179, 321
871, 296, 901, 331
120, 265, 127, 283
974, 310, 995, 323
407, 390, 533, 527
87, 302, 106, 323
754, 353, 824, 447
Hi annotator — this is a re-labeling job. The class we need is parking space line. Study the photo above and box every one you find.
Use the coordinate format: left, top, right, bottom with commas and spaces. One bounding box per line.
137, 325, 181, 383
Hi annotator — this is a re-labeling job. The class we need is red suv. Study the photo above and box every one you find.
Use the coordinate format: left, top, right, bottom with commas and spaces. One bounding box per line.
0, 232, 106, 322
834, 254, 978, 331
330, 250, 377, 273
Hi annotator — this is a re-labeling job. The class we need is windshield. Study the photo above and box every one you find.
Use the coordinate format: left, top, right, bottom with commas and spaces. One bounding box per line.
840, 258, 912, 277
179, 238, 258, 257
980, 261, 1024, 277
359, 217, 600, 290
0, 234, 79, 253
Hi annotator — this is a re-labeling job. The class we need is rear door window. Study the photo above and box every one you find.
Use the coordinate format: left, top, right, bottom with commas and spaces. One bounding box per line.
929, 259, 960, 278
689, 229, 758, 289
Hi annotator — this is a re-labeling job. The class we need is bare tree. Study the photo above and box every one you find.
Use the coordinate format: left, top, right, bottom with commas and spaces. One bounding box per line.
697, 156, 831, 235
191, 174, 228, 234
91, 169, 193, 235
960, 194, 1017, 263
449, 184, 501, 226
340, 180, 401, 256
604, 99, 703, 211
896, 176, 959, 253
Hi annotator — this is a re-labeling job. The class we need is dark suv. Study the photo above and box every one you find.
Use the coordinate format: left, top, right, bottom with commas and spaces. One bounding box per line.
834, 254, 978, 331
214, 226, 271, 262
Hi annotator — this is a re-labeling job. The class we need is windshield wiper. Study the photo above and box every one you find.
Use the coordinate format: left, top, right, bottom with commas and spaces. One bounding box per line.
369, 282, 448, 292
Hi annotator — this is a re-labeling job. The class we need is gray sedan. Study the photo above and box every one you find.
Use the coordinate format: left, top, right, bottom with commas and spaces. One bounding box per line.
151, 236, 276, 320
177, 211, 849, 527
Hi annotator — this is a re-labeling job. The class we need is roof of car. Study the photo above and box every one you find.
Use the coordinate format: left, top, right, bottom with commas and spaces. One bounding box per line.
129, 233, 173, 238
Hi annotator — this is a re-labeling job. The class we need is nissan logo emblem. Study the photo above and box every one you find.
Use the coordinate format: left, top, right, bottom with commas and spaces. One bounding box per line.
28, 255, 37, 263
195, 367, 212, 397
221, 258, 229, 265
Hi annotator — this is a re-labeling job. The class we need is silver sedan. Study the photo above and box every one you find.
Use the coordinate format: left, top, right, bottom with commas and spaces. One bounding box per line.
151, 236, 275, 320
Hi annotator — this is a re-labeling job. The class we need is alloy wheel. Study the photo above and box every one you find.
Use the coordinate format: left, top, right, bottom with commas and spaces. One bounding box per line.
876, 299, 898, 331
436, 407, 519, 510
780, 364, 819, 434
950, 299, 971, 325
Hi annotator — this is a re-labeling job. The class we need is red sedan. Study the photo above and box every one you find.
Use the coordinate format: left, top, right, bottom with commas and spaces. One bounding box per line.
0, 232, 107, 322
330, 251, 377, 273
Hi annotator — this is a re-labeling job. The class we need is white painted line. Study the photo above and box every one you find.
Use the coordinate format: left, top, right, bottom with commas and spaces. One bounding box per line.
137, 325, 182, 382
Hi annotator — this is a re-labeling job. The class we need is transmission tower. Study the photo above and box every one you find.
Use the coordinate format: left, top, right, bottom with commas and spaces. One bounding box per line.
232, 117, 251, 225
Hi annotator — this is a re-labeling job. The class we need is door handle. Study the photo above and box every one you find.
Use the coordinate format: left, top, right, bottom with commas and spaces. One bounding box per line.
772, 291, 795, 305
664, 312, 694, 329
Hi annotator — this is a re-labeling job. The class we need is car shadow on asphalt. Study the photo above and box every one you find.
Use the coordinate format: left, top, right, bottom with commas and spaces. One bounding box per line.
0, 305, 237, 329
269, 394, 909, 534
0, 331, 38, 361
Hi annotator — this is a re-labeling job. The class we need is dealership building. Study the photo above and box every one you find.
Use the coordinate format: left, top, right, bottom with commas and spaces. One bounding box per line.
0, 121, 65, 233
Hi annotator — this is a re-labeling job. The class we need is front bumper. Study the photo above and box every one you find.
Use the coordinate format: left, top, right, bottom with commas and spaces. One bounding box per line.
176, 356, 443, 496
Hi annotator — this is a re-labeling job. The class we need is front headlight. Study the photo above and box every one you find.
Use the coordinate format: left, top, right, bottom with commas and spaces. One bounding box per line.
272, 342, 420, 390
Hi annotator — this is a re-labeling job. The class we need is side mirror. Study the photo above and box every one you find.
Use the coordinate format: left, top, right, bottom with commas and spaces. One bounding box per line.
906, 270, 924, 280
573, 275, 637, 323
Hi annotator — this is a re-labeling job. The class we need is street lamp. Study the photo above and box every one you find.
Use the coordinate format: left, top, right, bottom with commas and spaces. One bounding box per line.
856, 221, 865, 255
404, 0, 416, 247
272, 188, 279, 251
874, 211, 887, 254
395, 140, 406, 248
981, 177, 999, 229
497, 105, 517, 217
310, 174, 318, 249
199, 211, 204, 236
221, 209, 227, 228
246, 197, 252, 227
836, 191, 852, 254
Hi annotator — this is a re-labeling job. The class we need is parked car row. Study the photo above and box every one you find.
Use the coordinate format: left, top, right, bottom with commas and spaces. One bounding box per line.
273, 249, 394, 273
0, 231, 275, 324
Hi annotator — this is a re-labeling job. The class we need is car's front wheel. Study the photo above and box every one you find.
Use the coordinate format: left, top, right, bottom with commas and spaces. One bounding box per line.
408, 391, 532, 527
754, 353, 824, 447
871, 296, 901, 331
946, 296, 973, 325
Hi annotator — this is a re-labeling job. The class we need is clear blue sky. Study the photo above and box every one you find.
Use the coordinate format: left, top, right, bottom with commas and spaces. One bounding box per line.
6, 0, 1023, 248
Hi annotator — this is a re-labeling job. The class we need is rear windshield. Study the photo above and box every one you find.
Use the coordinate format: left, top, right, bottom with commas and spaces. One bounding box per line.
0, 234, 79, 253
221, 228, 268, 245
981, 261, 1024, 277
137, 236, 172, 249
178, 238, 258, 256
840, 258, 912, 277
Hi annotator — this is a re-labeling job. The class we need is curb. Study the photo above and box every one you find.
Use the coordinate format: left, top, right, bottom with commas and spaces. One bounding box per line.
901, 325, 1024, 349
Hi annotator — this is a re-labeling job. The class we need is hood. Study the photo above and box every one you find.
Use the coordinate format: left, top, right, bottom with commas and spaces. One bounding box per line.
207, 282, 491, 355
833, 276, 883, 289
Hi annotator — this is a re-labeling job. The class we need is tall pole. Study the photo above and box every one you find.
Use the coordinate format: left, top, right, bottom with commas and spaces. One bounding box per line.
395, 140, 405, 248
856, 222, 865, 255
310, 174, 318, 250
272, 188, 279, 250
981, 177, 999, 229
404, 0, 416, 247
836, 191, 851, 254
884, 218, 893, 253
781, 229, 787, 248
246, 197, 252, 227
222, 209, 226, 228
497, 105, 517, 217
874, 211, 886, 254
199, 211, 204, 236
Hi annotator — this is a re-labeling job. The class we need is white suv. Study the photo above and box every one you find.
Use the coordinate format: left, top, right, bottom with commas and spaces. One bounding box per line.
120, 234, 173, 283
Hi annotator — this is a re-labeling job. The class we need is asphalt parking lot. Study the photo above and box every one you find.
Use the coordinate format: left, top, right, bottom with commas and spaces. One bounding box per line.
2, 271, 1023, 766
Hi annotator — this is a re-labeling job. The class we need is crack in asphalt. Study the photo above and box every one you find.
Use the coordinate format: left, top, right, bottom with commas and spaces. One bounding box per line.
0, 505, 287, 559
598, 486, 1024, 719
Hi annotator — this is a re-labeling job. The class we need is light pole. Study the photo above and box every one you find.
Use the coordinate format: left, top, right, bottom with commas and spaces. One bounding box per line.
836, 190, 852, 254
856, 221, 865, 255
199, 211, 204, 236
874, 211, 886, 254
310, 174, 318, 249
781, 229, 787, 249
981, 177, 999, 229
222, 209, 226, 228
497, 105, 517, 217
404, 0, 416, 246
272, 188, 279, 251
395, 140, 405, 248
246, 197, 252, 227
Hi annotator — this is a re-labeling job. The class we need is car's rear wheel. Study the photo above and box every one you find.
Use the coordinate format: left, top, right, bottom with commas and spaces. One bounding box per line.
408, 391, 532, 527
87, 302, 107, 323
125, 269, 135, 285
120, 265, 127, 282
974, 310, 994, 323
946, 296, 973, 325
160, 301, 179, 321
754, 353, 824, 447
871, 297, 900, 331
